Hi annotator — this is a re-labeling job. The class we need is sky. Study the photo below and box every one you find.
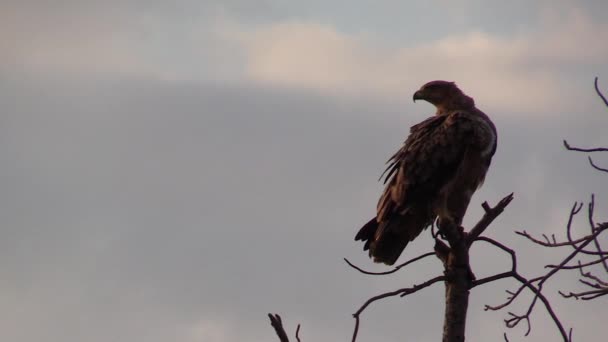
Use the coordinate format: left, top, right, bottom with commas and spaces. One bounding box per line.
1, 1, 608, 341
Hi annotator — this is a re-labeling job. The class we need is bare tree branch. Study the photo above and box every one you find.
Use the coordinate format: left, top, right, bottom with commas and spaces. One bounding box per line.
351, 275, 446, 342
588, 156, 608, 173
268, 314, 301, 342
466, 193, 514, 246
503, 77, 608, 317
519, 199, 607, 256
562, 77, 608, 158
561, 288, 608, 300
296, 324, 301, 342
546, 255, 608, 269
343, 252, 436, 276
516, 194, 608, 303
471, 236, 570, 341
563, 140, 608, 153
594, 76, 608, 107
587, 195, 608, 273
268, 314, 290, 342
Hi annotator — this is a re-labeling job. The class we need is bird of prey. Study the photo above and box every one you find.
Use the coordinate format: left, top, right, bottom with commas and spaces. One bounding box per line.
355, 81, 497, 265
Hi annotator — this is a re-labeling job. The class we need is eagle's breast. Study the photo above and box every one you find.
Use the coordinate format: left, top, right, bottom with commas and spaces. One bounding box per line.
473, 115, 497, 157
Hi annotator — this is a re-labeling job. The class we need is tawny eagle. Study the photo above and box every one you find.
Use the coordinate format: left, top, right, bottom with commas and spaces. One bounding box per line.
355, 81, 497, 265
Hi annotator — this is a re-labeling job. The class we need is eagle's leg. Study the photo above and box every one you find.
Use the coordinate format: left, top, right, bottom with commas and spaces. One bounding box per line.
436, 217, 476, 285
435, 218, 448, 240
436, 217, 463, 241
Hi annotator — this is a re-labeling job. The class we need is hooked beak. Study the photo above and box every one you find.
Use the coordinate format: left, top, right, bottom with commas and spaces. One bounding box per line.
413, 90, 424, 102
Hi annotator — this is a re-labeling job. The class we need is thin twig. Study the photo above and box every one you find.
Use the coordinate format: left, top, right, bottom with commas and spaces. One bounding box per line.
296, 324, 301, 342
351, 275, 445, 342
516, 230, 592, 247
343, 252, 435, 275
546, 255, 608, 269
566, 202, 584, 249
587, 195, 608, 273
594, 76, 608, 107
521, 200, 606, 256
563, 140, 608, 153
473, 237, 570, 341
506, 272, 568, 339
588, 156, 608, 173
561, 288, 608, 300
579, 269, 608, 287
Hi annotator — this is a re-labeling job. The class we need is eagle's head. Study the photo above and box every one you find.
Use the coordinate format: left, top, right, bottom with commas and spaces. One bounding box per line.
413, 80, 474, 115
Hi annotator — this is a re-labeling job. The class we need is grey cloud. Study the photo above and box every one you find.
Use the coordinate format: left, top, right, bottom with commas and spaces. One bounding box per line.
0, 1, 252, 80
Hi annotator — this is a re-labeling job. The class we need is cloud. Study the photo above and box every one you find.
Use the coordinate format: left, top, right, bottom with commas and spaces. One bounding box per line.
0, 3, 138, 75
232, 8, 608, 113
3, 2, 606, 114
0, 2, 246, 81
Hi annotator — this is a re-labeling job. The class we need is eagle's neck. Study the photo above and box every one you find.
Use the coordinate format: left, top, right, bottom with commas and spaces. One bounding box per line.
435, 105, 449, 116
435, 93, 475, 115
435, 104, 466, 116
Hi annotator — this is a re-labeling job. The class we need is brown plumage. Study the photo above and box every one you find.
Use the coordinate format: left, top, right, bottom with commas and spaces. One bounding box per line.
355, 81, 497, 265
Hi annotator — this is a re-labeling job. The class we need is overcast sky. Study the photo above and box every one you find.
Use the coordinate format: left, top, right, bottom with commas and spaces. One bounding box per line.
1, 1, 608, 341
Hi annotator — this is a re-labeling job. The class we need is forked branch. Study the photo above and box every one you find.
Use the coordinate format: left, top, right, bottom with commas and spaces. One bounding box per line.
467, 193, 514, 246
471, 237, 570, 341
518, 196, 608, 304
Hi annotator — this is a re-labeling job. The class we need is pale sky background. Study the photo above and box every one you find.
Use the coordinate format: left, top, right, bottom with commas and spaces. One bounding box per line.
1, 1, 608, 341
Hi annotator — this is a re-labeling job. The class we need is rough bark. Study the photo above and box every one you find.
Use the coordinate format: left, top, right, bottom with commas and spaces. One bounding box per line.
441, 231, 471, 342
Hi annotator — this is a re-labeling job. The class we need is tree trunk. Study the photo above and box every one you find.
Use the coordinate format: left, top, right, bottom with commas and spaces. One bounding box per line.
442, 238, 471, 342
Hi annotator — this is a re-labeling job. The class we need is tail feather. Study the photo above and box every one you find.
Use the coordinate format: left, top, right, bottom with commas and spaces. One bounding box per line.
355, 213, 431, 265
355, 217, 378, 251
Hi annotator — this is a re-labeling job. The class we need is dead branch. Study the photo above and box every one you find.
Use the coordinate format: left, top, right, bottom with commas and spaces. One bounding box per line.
549, 77, 608, 301
268, 314, 301, 342
506, 82, 608, 333
594, 76, 608, 107
466, 193, 514, 246
516, 195, 608, 302
563, 77, 608, 172
587, 197, 608, 274
518, 199, 605, 256
296, 324, 301, 342
343, 251, 435, 276
563, 140, 608, 153
588, 156, 608, 173
351, 275, 446, 342
472, 237, 570, 341
546, 255, 608, 270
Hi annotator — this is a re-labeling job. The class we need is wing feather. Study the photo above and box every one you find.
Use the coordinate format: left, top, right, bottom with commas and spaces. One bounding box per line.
377, 111, 492, 224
